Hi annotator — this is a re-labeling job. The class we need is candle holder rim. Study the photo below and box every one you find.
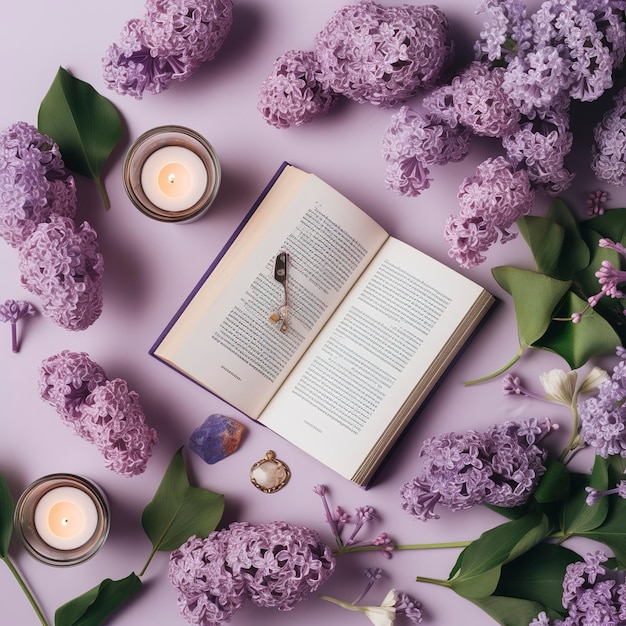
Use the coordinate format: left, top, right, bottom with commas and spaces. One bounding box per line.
14, 473, 110, 567
123, 124, 221, 223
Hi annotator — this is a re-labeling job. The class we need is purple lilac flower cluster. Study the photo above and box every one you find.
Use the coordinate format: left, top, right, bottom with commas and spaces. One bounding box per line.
258, 1, 452, 128
400, 418, 555, 521
313, 484, 394, 558
579, 347, 626, 458
168, 521, 336, 625
0, 122, 103, 331
39, 350, 158, 476
592, 87, 626, 186
0, 121, 76, 248
383, 0, 626, 268
444, 156, 534, 268
530, 551, 626, 626
103, 0, 233, 99
18, 216, 104, 331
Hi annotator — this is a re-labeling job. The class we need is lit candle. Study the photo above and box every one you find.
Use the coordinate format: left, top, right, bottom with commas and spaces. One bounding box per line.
123, 125, 221, 222
14, 474, 110, 566
33, 486, 99, 550
140, 146, 209, 212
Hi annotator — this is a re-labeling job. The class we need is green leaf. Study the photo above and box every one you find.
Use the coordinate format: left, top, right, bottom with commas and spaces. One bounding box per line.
0, 474, 14, 558
517, 216, 565, 277
583, 207, 626, 245
545, 198, 590, 279
54, 573, 142, 626
533, 459, 570, 504
38, 66, 122, 210
142, 447, 225, 552
468, 595, 560, 626
560, 457, 609, 537
494, 543, 580, 615
492, 266, 571, 347
579, 496, 626, 567
449, 511, 551, 599
534, 291, 620, 368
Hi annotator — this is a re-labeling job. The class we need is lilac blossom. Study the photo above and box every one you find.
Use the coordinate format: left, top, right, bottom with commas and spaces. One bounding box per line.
169, 522, 335, 624
257, 50, 338, 128
529, 551, 626, 626
0, 121, 76, 248
169, 532, 246, 626
450, 62, 519, 138
38, 350, 157, 476
501, 0, 626, 115
80, 379, 158, 477
381, 105, 471, 196
572, 238, 626, 322
400, 418, 555, 521
0, 299, 36, 352
314, 1, 453, 108
585, 480, 626, 506
444, 156, 534, 268
103, 0, 233, 99
17, 215, 104, 331
39, 350, 108, 425
502, 104, 575, 195
591, 86, 626, 186
225, 521, 335, 610
314, 484, 394, 558
474, 0, 532, 65
579, 346, 626, 458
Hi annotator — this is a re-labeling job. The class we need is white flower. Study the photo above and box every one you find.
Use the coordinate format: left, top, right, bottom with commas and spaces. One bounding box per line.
321, 588, 397, 626
539, 369, 578, 405
578, 366, 609, 395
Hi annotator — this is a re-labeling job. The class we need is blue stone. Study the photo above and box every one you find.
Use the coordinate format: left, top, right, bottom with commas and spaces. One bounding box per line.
189, 414, 245, 464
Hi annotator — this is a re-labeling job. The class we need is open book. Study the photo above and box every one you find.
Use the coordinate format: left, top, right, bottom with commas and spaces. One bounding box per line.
151, 163, 495, 486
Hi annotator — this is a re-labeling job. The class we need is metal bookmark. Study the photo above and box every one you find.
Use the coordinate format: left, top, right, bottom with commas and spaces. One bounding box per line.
269, 250, 289, 332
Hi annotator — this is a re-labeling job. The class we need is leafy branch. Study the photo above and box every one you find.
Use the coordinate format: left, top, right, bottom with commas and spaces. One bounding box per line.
411, 454, 626, 626
1, 448, 224, 626
466, 199, 624, 385
54, 447, 224, 626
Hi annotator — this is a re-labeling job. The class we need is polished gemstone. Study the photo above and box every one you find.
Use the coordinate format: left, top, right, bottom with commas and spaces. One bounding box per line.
189, 414, 245, 464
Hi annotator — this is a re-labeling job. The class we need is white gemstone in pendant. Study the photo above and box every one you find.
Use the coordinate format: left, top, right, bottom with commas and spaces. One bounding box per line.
249, 450, 290, 493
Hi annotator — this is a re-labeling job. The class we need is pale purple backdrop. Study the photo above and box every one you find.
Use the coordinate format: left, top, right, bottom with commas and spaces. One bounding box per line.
0, 1, 618, 625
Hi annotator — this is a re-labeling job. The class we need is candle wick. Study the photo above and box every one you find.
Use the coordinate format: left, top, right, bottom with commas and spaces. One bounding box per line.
62, 518, 69, 526
168, 173, 176, 184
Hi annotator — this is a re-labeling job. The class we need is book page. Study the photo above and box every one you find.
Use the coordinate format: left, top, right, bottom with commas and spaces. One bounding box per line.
259, 238, 488, 479
152, 166, 388, 417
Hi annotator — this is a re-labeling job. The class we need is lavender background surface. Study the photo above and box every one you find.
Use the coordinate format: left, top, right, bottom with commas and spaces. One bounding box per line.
0, 1, 621, 625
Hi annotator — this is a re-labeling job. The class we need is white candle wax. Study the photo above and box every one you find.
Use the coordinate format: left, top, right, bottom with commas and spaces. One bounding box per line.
140, 145, 208, 212
33, 486, 99, 551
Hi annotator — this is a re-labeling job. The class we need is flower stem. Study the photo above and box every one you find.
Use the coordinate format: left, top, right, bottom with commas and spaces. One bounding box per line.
11, 322, 18, 352
414, 574, 453, 588
464, 346, 525, 386
558, 397, 584, 464
95, 176, 111, 211
335, 540, 471, 556
137, 545, 158, 578
3, 555, 49, 626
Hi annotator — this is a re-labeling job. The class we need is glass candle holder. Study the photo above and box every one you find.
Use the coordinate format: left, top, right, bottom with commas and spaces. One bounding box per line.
123, 125, 221, 223
14, 474, 110, 566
